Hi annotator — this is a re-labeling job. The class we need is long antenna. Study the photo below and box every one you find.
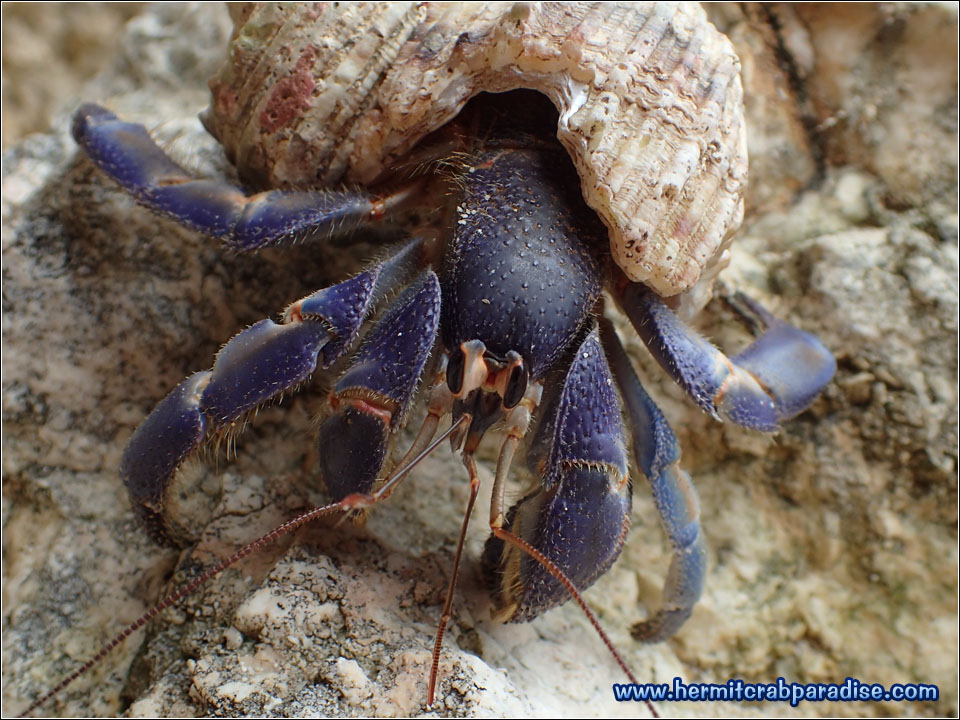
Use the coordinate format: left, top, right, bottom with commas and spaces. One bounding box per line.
19, 416, 467, 717
491, 525, 659, 718
426, 453, 481, 706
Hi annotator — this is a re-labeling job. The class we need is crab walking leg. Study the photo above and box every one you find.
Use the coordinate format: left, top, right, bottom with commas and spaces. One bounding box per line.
20, 414, 469, 719
122, 247, 421, 546
483, 328, 633, 621
600, 319, 707, 642
317, 271, 441, 500
617, 282, 836, 432
72, 104, 415, 252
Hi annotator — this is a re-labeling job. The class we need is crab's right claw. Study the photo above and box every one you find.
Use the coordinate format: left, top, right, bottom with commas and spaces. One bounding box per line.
122, 247, 420, 546
316, 271, 441, 501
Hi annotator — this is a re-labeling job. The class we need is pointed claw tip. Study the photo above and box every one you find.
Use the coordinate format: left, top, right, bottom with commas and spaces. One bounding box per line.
72, 103, 115, 142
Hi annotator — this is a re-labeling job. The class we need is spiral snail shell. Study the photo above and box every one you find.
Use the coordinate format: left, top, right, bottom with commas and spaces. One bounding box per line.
203, 1, 748, 297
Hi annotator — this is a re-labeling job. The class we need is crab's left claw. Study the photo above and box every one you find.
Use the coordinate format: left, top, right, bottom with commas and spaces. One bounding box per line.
617, 283, 836, 432
482, 328, 633, 621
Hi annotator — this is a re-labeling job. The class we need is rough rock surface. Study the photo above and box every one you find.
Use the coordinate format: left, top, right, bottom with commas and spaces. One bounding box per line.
3, 3, 957, 718
0, 3, 146, 148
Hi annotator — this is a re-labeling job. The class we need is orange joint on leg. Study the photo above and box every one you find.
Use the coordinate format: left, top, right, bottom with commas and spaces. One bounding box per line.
714, 360, 772, 417
369, 198, 387, 221
342, 397, 394, 426
283, 300, 304, 324
329, 389, 396, 427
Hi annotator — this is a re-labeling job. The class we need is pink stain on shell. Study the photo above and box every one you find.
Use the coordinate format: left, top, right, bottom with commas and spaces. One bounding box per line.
258, 46, 316, 133
206, 2, 748, 298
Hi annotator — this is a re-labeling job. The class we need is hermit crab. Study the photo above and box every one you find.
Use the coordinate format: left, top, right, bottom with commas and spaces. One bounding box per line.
26, 1, 836, 714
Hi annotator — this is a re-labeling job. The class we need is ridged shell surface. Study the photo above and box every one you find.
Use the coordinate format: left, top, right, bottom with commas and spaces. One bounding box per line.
204, 2, 748, 297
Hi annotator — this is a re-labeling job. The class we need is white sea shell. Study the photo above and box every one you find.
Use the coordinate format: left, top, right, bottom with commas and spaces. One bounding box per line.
204, 2, 748, 297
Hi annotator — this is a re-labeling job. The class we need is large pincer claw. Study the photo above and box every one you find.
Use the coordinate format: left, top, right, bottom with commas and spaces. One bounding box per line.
483, 327, 632, 622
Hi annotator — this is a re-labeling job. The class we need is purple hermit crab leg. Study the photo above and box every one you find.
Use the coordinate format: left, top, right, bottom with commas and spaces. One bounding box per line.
122, 246, 420, 546
317, 271, 441, 502
483, 327, 633, 622
72, 104, 414, 252
616, 282, 836, 432
600, 318, 707, 642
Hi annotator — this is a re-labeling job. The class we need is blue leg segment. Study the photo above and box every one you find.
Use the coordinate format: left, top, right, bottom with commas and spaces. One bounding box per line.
72, 103, 382, 251
120, 249, 420, 547
318, 272, 441, 500
600, 319, 706, 642
617, 283, 835, 432
482, 327, 633, 622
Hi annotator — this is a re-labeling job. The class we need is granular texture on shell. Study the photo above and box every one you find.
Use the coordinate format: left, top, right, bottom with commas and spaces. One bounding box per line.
205, 2, 748, 297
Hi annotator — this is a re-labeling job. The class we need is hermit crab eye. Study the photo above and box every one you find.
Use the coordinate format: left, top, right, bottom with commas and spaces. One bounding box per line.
502, 361, 529, 409
446, 347, 465, 395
